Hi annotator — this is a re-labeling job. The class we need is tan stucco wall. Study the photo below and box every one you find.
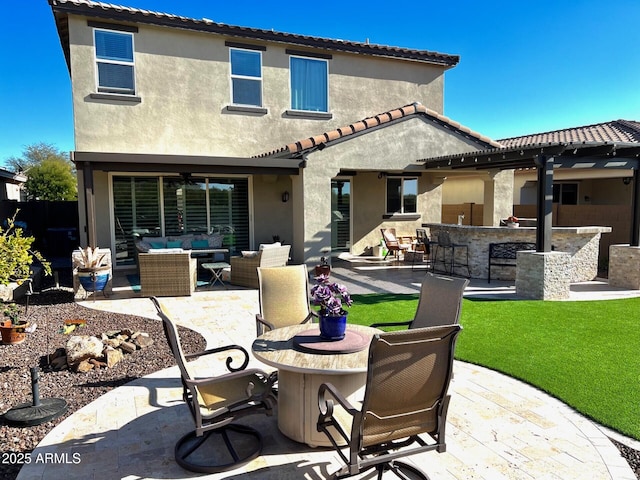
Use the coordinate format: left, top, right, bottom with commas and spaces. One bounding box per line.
68, 16, 446, 157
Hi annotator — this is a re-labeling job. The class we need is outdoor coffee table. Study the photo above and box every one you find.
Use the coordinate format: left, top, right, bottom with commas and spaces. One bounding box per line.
201, 261, 230, 287
252, 323, 379, 447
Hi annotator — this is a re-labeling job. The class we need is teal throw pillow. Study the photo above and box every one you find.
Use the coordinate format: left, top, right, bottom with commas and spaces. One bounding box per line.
149, 241, 166, 249
191, 239, 209, 249
166, 241, 182, 248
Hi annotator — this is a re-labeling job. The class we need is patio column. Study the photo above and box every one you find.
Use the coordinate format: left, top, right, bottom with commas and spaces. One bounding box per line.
482, 170, 514, 226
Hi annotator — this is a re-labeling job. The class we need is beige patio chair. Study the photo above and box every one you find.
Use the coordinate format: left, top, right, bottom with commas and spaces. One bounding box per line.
371, 272, 468, 330
317, 324, 462, 479
256, 264, 317, 336
380, 228, 412, 260
151, 297, 277, 474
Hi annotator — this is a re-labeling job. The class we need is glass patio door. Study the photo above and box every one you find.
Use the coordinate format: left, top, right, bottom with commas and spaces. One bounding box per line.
331, 179, 351, 251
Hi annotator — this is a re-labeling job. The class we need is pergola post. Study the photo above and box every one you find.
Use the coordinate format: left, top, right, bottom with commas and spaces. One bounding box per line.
631, 168, 640, 247
535, 155, 554, 252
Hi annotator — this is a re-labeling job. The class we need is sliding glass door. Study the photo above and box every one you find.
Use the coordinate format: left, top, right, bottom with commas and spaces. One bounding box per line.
113, 175, 249, 266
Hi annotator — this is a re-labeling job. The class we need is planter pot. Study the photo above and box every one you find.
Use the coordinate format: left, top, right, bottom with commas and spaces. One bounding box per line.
506, 222, 520, 228
314, 264, 331, 277
1, 320, 29, 345
319, 313, 347, 340
77, 267, 110, 292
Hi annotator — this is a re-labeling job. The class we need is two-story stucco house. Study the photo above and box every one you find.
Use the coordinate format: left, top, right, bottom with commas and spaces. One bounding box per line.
49, 0, 509, 270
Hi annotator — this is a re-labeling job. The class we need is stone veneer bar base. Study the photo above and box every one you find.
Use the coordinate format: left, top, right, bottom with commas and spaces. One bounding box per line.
516, 251, 571, 300
608, 244, 640, 290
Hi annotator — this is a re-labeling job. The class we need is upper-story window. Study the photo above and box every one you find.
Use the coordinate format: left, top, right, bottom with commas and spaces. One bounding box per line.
386, 177, 417, 214
230, 48, 262, 107
94, 29, 135, 95
290, 56, 328, 113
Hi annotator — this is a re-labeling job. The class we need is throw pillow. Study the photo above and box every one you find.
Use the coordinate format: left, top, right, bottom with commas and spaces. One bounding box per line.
191, 239, 209, 249
149, 241, 166, 249
136, 240, 152, 253
241, 251, 258, 258
208, 234, 224, 248
167, 240, 182, 248
259, 242, 281, 250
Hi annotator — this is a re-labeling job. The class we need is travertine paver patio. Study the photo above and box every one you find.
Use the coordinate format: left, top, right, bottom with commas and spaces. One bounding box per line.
16, 262, 638, 479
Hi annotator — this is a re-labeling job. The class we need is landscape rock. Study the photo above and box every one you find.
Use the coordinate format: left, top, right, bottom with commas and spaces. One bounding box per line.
65, 335, 104, 365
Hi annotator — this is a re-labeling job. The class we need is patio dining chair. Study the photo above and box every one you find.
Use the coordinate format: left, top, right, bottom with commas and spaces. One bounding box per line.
151, 297, 277, 474
371, 272, 468, 331
317, 324, 462, 479
256, 264, 317, 336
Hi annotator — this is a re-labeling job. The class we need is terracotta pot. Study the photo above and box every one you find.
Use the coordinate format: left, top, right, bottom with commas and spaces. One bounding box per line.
0, 320, 29, 345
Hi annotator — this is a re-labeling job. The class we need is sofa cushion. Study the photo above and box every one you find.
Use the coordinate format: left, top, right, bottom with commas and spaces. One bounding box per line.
167, 240, 182, 248
149, 241, 166, 249
242, 250, 258, 258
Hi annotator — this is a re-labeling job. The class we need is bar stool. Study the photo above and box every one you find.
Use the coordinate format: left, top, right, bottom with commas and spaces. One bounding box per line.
412, 228, 434, 270
433, 231, 469, 277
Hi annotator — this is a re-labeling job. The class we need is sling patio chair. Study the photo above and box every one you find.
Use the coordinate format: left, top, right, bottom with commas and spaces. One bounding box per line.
255, 264, 317, 336
151, 297, 277, 474
371, 272, 468, 331
317, 324, 462, 479
380, 228, 412, 260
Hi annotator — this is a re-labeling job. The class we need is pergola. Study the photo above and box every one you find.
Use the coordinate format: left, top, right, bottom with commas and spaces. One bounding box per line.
420, 141, 640, 252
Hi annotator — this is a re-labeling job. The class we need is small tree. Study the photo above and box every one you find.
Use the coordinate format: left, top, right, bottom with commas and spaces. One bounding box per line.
0, 211, 51, 285
24, 159, 77, 201
4, 143, 77, 201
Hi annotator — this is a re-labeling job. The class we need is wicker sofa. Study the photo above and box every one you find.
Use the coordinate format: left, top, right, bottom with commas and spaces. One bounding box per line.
138, 252, 197, 297
230, 244, 291, 288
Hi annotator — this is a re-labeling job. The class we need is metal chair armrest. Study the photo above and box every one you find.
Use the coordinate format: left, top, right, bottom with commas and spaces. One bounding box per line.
185, 344, 249, 372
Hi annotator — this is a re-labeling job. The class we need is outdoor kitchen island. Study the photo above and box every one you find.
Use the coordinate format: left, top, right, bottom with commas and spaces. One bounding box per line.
423, 224, 611, 297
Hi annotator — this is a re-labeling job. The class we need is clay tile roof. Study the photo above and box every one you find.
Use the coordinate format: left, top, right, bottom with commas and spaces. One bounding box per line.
49, 0, 459, 67
254, 102, 501, 158
498, 120, 640, 148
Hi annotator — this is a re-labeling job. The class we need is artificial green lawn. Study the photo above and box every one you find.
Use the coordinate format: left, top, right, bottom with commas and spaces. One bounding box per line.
348, 294, 640, 440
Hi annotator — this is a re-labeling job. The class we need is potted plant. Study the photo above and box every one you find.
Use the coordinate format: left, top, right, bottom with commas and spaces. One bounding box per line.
76, 246, 111, 293
0, 211, 51, 301
505, 215, 519, 228
310, 274, 353, 340
0, 302, 28, 344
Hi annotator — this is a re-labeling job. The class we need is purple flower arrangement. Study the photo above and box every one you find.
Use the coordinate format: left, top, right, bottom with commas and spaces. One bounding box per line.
310, 274, 353, 316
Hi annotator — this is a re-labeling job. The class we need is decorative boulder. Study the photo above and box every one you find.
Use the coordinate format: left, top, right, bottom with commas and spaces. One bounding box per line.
65, 335, 104, 365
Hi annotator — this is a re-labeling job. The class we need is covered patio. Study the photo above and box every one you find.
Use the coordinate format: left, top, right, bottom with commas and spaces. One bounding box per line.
420, 141, 640, 298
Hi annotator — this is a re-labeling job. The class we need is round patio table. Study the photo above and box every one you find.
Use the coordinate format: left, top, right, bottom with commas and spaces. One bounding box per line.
251, 323, 379, 447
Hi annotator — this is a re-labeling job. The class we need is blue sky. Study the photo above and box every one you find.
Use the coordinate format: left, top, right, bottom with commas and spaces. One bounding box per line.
1, 0, 639, 165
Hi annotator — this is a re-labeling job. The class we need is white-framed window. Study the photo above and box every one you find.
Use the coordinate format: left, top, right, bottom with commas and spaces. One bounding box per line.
94, 28, 135, 95
229, 48, 262, 107
386, 177, 418, 214
289, 55, 328, 112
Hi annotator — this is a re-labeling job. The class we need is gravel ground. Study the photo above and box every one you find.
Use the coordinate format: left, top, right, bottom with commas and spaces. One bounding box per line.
1, 288, 638, 480
0, 289, 205, 480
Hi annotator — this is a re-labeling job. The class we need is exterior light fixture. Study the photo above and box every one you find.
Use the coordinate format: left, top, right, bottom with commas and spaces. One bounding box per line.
281, 191, 290, 202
